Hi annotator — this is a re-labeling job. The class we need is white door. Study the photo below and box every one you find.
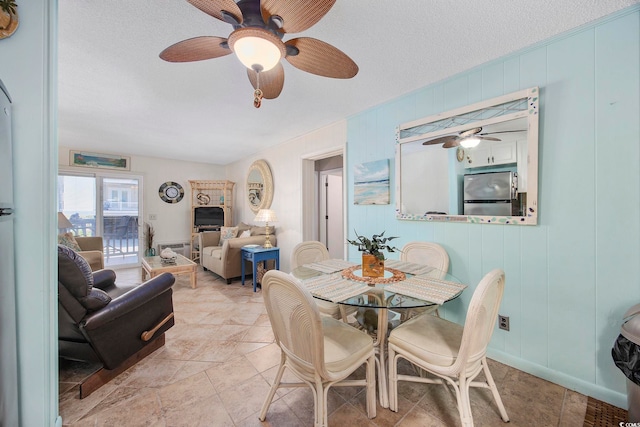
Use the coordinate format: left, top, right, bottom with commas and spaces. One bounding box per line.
319, 169, 343, 259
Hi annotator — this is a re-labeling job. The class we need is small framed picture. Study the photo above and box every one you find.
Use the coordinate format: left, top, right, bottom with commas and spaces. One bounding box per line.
69, 151, 131, 171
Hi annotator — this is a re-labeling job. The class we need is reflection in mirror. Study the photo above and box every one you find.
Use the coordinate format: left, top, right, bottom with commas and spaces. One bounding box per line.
396, 87, 539, 225
247, 159, 273, 213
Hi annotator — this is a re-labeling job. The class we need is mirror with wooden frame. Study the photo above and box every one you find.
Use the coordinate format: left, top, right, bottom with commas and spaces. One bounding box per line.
395, 87, 539, 225
247, 159, 273, 213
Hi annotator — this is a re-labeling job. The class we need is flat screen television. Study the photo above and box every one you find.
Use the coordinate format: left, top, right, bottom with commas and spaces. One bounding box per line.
194, 206, 224, 228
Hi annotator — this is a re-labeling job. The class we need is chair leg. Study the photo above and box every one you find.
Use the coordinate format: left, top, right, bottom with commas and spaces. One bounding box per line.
365, 354, 377, 419
457, 374, 474, 427
317, 380, 327, 427
387, 346, 398, 411
258, 354, 286, 421
482, 357, 509, 422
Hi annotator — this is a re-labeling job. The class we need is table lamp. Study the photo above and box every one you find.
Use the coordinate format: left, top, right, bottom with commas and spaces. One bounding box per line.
253, 209, 277, 248
58, 212, 73, 233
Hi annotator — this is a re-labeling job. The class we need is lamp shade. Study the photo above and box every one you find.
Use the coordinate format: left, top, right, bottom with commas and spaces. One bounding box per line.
58, 212, 73, 229
254, 209, 278, 223
460, 137, 481, 148
228, 27, 285, 72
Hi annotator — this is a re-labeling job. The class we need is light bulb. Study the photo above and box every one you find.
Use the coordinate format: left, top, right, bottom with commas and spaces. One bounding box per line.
460, 137, 481, 148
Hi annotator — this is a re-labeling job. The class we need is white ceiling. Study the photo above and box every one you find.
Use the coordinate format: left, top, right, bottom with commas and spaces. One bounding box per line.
58, 0, 637, 166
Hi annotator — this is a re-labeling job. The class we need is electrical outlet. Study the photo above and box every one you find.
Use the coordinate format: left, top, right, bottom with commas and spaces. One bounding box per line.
498, 315, 510, 331
148, 214, 157, 220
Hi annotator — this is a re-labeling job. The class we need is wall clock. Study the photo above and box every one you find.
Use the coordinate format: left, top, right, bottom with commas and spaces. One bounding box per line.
158, 181, 184, 204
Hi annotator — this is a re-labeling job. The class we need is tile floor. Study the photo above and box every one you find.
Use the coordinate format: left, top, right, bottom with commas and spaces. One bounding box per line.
59, 266, 590, 426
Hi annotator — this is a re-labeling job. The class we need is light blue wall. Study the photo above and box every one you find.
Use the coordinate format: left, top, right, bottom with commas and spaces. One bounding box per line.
0, 1, 59, 426
346, 8, 640, 407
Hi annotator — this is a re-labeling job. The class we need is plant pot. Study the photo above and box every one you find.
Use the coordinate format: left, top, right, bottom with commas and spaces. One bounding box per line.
145, 248, 156, 257
362, 253, 384, 278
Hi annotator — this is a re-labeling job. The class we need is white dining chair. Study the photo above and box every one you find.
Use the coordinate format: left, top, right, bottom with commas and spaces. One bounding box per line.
259, 270, 377, 427
400, 241, 450, 319
290, 241, 357, 323
387, 268, 509, 427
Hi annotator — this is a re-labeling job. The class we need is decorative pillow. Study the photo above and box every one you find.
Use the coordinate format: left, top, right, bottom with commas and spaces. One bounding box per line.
58, 232, 82, 252
239, 229, 251, 238
250, 226, 268, 236
220, 226, 238, 241
236, 222, 252, 233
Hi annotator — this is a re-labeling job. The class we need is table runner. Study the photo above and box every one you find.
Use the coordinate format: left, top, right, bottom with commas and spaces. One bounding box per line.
384, 260, 435, 276
385, 275, 467, 305
303, 259, 357, 274
300, 274, 370, 303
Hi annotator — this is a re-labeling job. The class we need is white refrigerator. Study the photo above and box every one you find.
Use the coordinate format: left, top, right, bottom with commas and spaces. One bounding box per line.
0, 79, 19, 426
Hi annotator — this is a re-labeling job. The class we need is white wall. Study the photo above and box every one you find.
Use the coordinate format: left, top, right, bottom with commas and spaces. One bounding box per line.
225, 121, 347, 272
58, 146, 225, 248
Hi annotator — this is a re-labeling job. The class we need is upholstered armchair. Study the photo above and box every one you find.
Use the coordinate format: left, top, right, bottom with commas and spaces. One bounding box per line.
75, 236, 105, 271
58, 245, 175, 398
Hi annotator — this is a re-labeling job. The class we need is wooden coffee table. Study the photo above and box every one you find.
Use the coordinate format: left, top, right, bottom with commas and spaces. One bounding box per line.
141, 253, 197, 289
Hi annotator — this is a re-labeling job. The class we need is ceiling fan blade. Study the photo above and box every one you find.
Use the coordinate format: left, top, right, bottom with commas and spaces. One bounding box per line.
459, 127, 483, 137
248, 62, 284, 99
285, 38, 358, 78
478, 136, 501, 141
443, 139, 461, 148
422, 135, 458, 146
187, 0, 243, 24
160, 37, 232, 62
261, 0, 335, 33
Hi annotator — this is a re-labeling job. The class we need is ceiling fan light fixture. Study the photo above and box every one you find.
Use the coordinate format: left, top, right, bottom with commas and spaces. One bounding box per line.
460, 137, 481, 148
229, 27, 285, 72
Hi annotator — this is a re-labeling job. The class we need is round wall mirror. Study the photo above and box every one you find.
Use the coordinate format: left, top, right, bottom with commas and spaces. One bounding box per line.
247, 159, 273, 213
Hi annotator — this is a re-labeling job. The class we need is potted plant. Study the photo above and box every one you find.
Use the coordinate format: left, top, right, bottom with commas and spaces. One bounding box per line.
347, 230, 399, 278
144, 222, 155, 256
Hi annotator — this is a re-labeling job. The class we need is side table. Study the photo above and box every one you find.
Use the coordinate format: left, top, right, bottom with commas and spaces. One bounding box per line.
241, 246, 280, 292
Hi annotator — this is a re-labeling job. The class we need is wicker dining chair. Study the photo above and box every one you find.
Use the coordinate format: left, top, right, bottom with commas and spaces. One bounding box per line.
388, 269, 509, 427
400, 241, 450, 319
259, 270, 376, 427
290, 241, 357, 323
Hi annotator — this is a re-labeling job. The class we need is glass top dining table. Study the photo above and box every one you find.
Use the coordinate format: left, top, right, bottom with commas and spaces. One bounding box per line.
290, 262, 464, 309
290, 259, 466, 409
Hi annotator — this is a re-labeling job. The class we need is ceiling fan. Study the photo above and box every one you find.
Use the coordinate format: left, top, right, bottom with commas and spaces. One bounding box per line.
422, 127, 524, 149
159, 0, 358, 108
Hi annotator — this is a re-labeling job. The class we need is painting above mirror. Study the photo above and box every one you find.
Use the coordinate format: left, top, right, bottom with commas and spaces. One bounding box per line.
395, 87, 539, 225
247, 159, 274, 213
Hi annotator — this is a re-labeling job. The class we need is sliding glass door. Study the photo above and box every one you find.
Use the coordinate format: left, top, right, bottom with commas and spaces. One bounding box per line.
58, 171, 143, 268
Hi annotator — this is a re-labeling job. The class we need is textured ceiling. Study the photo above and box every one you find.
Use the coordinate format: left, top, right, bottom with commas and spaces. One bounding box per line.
58, 0, 637, 165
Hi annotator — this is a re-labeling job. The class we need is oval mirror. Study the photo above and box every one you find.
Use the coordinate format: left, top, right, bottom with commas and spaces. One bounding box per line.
247, 159, 273, 213
396, 87, 539, 225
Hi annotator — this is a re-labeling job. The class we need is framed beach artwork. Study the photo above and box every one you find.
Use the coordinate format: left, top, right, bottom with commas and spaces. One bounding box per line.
354, 159, 390, 205
70, 151, 131, 171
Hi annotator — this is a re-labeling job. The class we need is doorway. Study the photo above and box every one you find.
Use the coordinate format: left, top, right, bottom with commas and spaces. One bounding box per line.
301, 149, 345, 259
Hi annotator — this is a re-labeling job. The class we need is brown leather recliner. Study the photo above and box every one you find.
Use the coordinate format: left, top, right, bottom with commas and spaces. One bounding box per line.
58, 245, 175, 398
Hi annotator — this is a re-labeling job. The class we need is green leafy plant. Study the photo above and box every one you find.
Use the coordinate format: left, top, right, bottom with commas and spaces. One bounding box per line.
347, 230, 399, 260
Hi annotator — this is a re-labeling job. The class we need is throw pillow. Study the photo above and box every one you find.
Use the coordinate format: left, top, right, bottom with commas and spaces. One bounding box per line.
58, 232, 82, 252
220, 226, 238, 241
239, 229, 251, 238
250, 226, 268, 236
236, 222, 252, 233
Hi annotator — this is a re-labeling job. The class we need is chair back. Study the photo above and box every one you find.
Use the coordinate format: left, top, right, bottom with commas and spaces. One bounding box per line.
290, 241, 330, 269
262, 270, 327, 378
401, 241, 450, 274
457, 269, 505, 367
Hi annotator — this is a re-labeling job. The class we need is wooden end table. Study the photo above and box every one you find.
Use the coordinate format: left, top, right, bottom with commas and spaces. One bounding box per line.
141, 253, 197, 289
241, 246, 280, 292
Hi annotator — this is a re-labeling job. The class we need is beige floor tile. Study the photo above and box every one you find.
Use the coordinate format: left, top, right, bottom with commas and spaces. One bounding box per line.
59, 266, 593, 427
